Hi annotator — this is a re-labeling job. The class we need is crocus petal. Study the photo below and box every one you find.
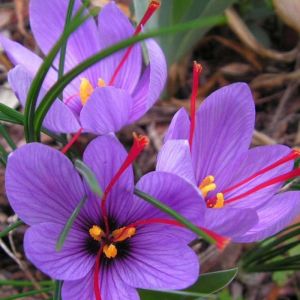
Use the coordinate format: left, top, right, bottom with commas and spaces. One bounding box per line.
83, 135, 135, 225
7, 65, 80, 133
132, 171, 204, 224
129, 171, 204, 242
235, 192, 300, 242
156, 140, 196, 185
24, 223, 94, 280
0, 36, 60, 91
5, 143, 85, 225
30, 0, 100, 84
192, 83, 255, 185
222, 145, 293, 210
62, 268, 139, 300
97, 2, 141, 93
118, 228, 199, 290
130, 38, 167, 122
203, 207, 258, 239
164, 108, 190, 142
80, 87, 133, 134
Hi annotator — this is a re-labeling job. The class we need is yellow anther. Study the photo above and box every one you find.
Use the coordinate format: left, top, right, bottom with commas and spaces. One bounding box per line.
80, 78, 94, 105
103, 244, 118, 259
201, 183, 217, 198
112, 226, 136, 242
199, 175, 217, 197
89, 225, 104, 241
98, 78, 106, 87
199, 175, 215, 189
214, 193, 225, 208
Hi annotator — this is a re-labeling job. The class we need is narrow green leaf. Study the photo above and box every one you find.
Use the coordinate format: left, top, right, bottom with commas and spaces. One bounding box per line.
56, 195, 87, 251
0, 103, 69, 144
139, 289, 214, 300
58, 0, 76, 80
2, 287, 53, 300
33, 15, 226, 138
134, 188, 215, 245
140, 268, 237, 299
0, 142, 8, 164
188, 268, 238, 294
75, 159, 103, 198
0, 112, 23, 125
24, 3, 93, 142
0, 279, 52, 287
0, 220, 24, 238
53, 280, 63, 300
0, 123, 16, 150
0, 103, 24, 124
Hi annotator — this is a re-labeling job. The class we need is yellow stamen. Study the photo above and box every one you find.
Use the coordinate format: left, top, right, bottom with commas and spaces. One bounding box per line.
98, 78, 106, 87
89, 225, 104, 241
103, 244, 118, 259
112, 226, 136, 242
199, 175, 216, 198
199, 175, 215, 188
214, 193, 225, 208
80, 78, 94, 105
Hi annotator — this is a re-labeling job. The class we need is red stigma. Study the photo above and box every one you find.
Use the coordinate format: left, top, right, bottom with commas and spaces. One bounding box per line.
94, 246, 104, 300
61, 127, 83, 154
188, 62, 202, 149
225, 167, 300, 204
206, 150, 300, 207
134, 1, 160, 34
101, 134, 149, 234
200, 227, 230, 250
126, 218, 225, 249
109, 1, 160, 86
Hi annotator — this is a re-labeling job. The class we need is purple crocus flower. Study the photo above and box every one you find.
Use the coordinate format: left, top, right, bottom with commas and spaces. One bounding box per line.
5, 135, 203, 299
158, 70, 300, 242
1, 0, 166, 135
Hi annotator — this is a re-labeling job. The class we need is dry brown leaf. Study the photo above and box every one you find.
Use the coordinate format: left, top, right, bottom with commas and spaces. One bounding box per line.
274, 0, 300, 33
225, 7, 297, 62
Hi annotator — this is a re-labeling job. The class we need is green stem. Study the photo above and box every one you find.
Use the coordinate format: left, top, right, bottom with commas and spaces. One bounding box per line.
58, 0, 76, 80
2, 287, 53, 300
33, 15, 226, 138
56, 195, 87, 251
24, 4, 92, 142
53, 280, 63, 300
0, 123, 16, 150
0, 142, 8, 165
0, 220, 24, 238
0, 280, 52, 287
134, 188, 215, 245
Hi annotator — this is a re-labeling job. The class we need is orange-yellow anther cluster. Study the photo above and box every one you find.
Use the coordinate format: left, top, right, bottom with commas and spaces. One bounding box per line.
88, 225, 136, 259
89, 225, 104, 241
112, 227, 136, 242
199, 175, 216, 198
214, 193, 225, 208
79, 77, 106, 105
103, 244, 118, 259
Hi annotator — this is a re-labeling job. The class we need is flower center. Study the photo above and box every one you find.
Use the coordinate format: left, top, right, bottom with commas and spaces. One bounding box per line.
79, 77, 106, 105
89, 225, 136, 259
199, 175, 224, 209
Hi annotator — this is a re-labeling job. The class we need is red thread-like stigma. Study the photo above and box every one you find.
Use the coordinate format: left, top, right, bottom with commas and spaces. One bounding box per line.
122, 217, 227, 250
188, 62, 202, 149
225, 167, 300, 204
109, 1, 160, 86
206, 150, 300, 207
94, 245, 104, 300
101, 133, 149, 235
61, 127, 83, 154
